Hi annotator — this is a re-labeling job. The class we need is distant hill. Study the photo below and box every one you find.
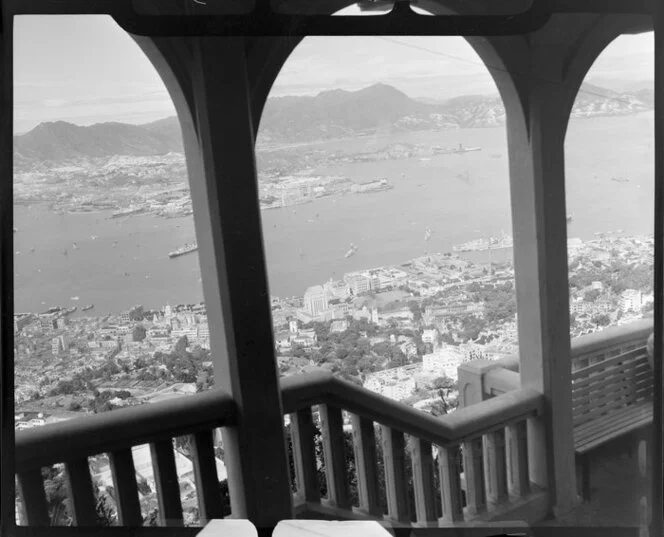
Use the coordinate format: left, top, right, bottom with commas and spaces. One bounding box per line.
14, 82, 652, 169
14, 120, 183, 169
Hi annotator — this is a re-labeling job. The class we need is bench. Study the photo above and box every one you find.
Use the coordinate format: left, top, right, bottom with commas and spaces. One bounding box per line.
572, 337, 653, 502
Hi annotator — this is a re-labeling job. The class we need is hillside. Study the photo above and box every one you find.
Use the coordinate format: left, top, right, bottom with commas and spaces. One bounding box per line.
13, 82, 652, 169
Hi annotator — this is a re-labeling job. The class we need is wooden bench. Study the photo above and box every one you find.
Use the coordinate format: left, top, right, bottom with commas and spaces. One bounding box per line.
572, 339, 653, 502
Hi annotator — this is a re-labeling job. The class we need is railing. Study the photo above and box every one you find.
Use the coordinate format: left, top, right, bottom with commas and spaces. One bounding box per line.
459, 318, 654, 406
281, 371, 545, 527
15, 390, 236, 527
570, 318, 652, 428
15, 371, 546, 529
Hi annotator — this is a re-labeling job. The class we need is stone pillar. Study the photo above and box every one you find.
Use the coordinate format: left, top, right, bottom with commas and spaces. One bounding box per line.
457, 360, 498, 408
500, 34, 584, 514
137, 36, 294, 530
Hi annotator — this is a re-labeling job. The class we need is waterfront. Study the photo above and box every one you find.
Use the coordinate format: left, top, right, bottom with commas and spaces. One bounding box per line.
14, 113, 654, 314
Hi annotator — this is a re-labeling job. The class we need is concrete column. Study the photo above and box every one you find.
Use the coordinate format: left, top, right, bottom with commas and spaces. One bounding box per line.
505, 77, 578, 513
457, 360, 498, 408
168, 36, 293, 529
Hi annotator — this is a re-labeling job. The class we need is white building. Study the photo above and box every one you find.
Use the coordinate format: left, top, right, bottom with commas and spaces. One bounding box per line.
303, 285, 329, 317
422, 346, 465, 381
422, 328, 439, 345
620, 289, 643, 312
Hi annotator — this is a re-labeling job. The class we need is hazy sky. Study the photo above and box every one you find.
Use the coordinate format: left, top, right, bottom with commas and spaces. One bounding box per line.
14, 15, 653, 133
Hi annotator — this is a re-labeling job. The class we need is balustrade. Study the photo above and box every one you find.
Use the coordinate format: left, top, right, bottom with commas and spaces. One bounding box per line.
282, 372, 545, 527
15, 390, 236, 527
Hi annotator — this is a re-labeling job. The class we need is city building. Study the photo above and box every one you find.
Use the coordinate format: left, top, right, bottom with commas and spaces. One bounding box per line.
330, 319, 348, 333
422, 345, 466, 381
303, 285, 329, 317
621, 289, 644, 312
422, 328, 439, 345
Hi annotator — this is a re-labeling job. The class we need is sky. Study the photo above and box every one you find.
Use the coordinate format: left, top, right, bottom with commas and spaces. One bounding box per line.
13, 14, 654, 133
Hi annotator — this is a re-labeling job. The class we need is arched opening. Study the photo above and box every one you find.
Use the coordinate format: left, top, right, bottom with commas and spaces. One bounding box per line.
564, 30, 654, 526
13, 15, 219, 527
258, 35, 516, 406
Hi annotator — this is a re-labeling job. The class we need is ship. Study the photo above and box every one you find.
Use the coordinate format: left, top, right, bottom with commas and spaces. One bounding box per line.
453, 143, 482, 154
424, 227, 432, 241
354, 178, 394, 194
111, 207, 143, 218
169, 242, 199, 258
344, 243, 359, 259
81, 304, 95, 311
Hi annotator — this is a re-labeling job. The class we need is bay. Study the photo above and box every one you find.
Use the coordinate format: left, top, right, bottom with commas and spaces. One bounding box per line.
13, 113, 654, 315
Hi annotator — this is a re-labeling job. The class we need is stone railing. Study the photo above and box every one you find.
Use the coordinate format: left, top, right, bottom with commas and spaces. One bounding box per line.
281, 371, 547, 527
458, 318, 653, 408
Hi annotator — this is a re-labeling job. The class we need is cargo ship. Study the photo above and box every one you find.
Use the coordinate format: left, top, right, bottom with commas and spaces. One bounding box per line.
169, 242, 198, 258
344, 243, 359, 259
111, 206, 144, 218
81, 304, 95, 312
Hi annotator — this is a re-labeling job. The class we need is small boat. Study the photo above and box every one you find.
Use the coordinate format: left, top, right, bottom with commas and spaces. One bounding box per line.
72, 242, 79, 250
566, 214, 573, 223
344, 243, 359, 259
81, 304, 94, 311
90, 235, 98, 240
424, 227, 432, 241
70, 296, 79, 301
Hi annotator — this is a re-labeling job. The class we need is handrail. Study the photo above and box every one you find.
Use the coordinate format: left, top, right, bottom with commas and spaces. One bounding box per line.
482, 318, 654, 383
15, 389, 236, 471
281, 371, 543, 446
570, 318, 652, 358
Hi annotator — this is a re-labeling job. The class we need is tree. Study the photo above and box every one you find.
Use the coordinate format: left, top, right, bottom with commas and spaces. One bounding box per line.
132, 325, 147, 342
591, 313, 611, 327
429, 376, 458, 417
175, 336, 189, 357
583, 288, 601, 302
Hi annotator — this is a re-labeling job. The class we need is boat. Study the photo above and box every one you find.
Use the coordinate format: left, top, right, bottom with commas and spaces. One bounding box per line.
90, 235, 98, 240
81, 304, 94, 311
13, 227, 17, 233
344, 243, 359, 259
111, 207, 143, 218
73, 242, 79, 250
611, 177, 629, 183
567, 214, 573, 223
70, 296, 79, 301
169, 242, 199, 258
424, 227, 432, 241
453, 143, 482, 153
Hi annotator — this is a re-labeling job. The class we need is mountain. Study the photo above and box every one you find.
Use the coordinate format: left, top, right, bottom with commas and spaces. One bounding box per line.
14, 120, 184, 169
14, 82, 652, 169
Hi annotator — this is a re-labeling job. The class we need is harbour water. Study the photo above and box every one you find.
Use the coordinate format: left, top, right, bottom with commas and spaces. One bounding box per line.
13, 113, 654, 315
